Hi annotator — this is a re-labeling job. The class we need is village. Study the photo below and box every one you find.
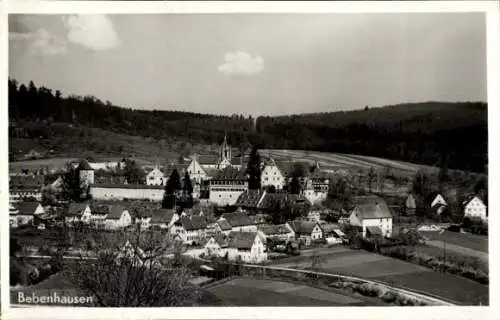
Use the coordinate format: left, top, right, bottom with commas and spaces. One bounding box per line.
9, 136, 490, 307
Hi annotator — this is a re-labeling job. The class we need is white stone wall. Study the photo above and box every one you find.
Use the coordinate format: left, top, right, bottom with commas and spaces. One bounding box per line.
209, 188, 246, 206
91, 186, 165, 201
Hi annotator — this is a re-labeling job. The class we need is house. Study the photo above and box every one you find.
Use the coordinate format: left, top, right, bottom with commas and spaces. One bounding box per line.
219, 212, 257, 232
234, 190, 267, 211
405, 193, 417, 215
170, 216, 208, 245
226, 231, 267, 263
64, 203, 93, 225
261, 160, 285, 190
146, 208, 179, 230
463, 196, 487, 222
10, 201, 45, 228
430, 194, 447, 208
215, 219, 233, 236
103, 205, 132, 230
146, 167, 166, 186
349, 196, 393, 238
286, 221, 323, 246
208, 166, 248, 206
204, 235, 229, 258
303, 171, 330, 205
186, 157, 208, 183
258, 224, 295, 241
9, 174, 44, 202
321, 224, 345, 244
77, 159, 95, 186
306, 210, 322, 223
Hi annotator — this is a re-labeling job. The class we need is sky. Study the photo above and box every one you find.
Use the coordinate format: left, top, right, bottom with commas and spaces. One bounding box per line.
9, 13, 487, 116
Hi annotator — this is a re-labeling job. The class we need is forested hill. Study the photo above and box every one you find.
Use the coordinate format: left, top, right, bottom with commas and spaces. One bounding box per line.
9, 79, 487, 172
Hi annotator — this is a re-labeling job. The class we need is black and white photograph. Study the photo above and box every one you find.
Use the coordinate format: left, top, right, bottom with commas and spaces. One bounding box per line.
3, 1, 499, 318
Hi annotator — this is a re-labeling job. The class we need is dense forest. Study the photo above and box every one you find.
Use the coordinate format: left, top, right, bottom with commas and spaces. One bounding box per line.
8, 79, 487, 172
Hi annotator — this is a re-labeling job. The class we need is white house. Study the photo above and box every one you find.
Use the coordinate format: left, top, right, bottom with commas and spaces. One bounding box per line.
104, 205, 132, 230
431, 194, 447, 208
204, 235, 229, 258
77, 159, 95, 186
349, 196, 393, 238
261, 162, 285, 190
226, 231, 267, 263
258, 224, 295, 241
186, 158, 208, 183
170, 216, 208, 245
146, 167, 166, 186
10, 201, 45, 228
285, 221, 323, 246
208, 167, 248, 206
142, 208, 179, 230
65, 203, 93, 225
464, 196, 487, 222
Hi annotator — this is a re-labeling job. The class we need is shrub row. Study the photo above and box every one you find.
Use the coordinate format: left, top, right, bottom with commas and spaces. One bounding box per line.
379, 246, 488, 285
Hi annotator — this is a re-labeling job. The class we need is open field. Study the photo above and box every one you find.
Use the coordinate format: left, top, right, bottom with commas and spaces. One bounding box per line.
420, 230, 488, 253
264, 149, 439, 176
206, 277, 375, 306
273, 247, 488, 305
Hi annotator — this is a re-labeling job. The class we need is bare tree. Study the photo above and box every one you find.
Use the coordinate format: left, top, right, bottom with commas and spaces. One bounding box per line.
64, 228, 201, 307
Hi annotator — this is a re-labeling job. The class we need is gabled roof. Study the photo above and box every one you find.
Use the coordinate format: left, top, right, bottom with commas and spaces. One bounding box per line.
149, 208, 177, 224
221, 212, 255, 227
227, 231, 259, 249
77, 159, 93, 171
216, 219, 232, 230
213, 166, 247, 180
197, 154, 219, 165
275, 161, 295, 178
258, 192, 312, 210
258, 224, 291, 236
66, 203, 90, 217
15, 202, 43, 215
204, 235, 228, 248
309, 171, 331, 181
106, 205, 128, 220
366, 226, 383, 236
463, 195, 486, 207
235, 190, 265, 208
286, 221, 319, 234
176, 216, 208, 231
353, 203, 392, 220
321, 223, 341, 234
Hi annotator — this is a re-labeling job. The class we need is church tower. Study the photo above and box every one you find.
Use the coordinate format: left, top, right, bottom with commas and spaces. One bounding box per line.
220, 134, 232, 162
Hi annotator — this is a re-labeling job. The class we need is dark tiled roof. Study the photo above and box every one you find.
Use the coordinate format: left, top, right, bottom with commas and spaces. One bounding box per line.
286, 221, 318, 234
216, 219, 232, 230
227, 231, 258, 249
15, 202, 42, 215
235, 190, 265, 207
258, 193, 311, 210
105, 205, 127, 220
258, 224, 291, 236
77, 159, 93, 171
149, 209, 177, 224
353, 203, 392, 220
213, 166, 247, 180
66, 203, 90, 217
221, 212, 254, 227
176, 216, 208, 231
197, 155, 219, 165
366, 226, 383, 236
10, 175, 45, 189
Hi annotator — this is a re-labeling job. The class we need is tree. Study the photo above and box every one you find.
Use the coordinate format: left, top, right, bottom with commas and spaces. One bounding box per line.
367, 167, 376, 193
182, 171, 194, 208
61, 163, 85, 202
64, 229, 201, 307
163, 169, 182, 209
326, 175, 353, 209
412, 170, 431, 197
246, 145, 262, 190
124, 159, 144, 184
290, 176, 301, 195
